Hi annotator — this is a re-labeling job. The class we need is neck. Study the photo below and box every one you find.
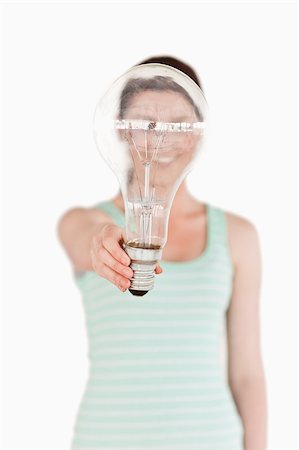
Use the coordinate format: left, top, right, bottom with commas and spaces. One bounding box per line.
171, 182, 191, 211
169, 181, 202, 218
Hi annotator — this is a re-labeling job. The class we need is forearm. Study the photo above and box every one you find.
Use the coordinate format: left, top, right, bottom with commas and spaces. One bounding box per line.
69, 221, 106, 272
230, 375, 268, 450
57, 208, 111, 272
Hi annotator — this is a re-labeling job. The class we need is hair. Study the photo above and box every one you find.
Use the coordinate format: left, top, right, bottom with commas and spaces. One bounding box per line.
118, 55, 205, 121
137, 55, 203, 91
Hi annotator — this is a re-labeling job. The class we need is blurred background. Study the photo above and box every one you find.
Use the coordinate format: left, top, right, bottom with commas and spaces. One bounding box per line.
1, 2, 298, 449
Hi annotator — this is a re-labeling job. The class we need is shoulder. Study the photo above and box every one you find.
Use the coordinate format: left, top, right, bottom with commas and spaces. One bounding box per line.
57, 200, 114, 231
219, 206, 261, 271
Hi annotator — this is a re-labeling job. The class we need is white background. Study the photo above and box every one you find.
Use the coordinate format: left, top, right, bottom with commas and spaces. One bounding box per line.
1, 1, 298, 449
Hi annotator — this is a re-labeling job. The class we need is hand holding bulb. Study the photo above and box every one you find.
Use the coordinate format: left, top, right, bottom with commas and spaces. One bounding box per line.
89, 222, 163, 293
93, 63, 208, 296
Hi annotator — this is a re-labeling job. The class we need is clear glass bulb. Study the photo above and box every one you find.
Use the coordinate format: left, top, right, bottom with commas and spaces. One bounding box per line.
93, 63, 209, 296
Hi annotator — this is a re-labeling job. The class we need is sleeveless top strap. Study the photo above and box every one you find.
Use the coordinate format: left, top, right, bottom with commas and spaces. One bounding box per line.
94, 199, 125, 228
210, 205, 227, 243
209, 204, 234, 272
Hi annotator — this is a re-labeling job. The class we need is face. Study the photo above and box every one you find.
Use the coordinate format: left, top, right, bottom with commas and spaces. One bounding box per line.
117, 89, 203, 197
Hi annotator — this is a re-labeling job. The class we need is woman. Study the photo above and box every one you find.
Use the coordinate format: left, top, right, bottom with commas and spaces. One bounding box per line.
57, 55, 267, 450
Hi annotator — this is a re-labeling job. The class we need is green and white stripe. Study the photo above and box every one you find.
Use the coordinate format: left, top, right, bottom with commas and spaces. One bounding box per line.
70, 200, 243, 450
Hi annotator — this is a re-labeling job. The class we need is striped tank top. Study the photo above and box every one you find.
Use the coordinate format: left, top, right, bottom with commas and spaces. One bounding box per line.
70, 200, 244, 450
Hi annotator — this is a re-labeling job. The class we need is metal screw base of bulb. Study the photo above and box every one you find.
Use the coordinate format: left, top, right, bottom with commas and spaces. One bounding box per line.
123, 244, 162, 297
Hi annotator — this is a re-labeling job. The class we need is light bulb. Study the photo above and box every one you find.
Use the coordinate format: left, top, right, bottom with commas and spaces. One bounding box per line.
93, 63, 208, 297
